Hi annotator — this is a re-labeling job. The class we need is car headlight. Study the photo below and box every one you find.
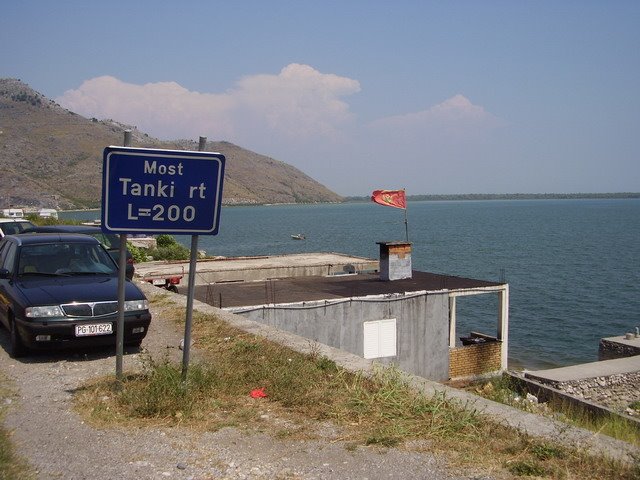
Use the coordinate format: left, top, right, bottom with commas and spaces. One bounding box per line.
25, 305, 64, 318
124, 299, 149, 312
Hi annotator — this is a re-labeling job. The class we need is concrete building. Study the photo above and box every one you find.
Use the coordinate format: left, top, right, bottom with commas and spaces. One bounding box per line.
136, 245, 509, 382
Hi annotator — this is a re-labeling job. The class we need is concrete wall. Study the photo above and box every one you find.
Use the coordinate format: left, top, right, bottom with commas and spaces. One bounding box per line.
599, 337, 640, 360
227, 292, 451, 381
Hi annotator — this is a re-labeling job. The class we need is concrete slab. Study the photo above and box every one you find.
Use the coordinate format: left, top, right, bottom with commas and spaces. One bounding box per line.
603, 334, 640, 349
128, 237, 156, 249
525, 355, 640, 383
135, 252, 379, 286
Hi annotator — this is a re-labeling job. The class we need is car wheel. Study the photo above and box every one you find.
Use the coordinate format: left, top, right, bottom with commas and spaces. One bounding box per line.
9, 316, 26, 358
167, 285, 178, 293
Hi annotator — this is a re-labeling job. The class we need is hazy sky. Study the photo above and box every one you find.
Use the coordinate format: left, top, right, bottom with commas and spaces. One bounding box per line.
2, 1, 639, 196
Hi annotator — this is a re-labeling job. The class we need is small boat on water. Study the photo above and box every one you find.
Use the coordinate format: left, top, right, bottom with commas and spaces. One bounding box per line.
291, 233, 306, 240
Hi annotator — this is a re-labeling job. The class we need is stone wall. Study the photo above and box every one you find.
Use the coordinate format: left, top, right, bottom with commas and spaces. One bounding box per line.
534, 372, 640, 413
599, 338, 640, 361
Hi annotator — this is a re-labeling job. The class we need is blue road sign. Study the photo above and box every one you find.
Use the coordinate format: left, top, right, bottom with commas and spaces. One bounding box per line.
101, 147, 225, 235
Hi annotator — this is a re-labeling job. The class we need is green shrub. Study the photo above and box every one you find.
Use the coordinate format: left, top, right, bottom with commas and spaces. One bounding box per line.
138, 235, 191, 260
147, 243, 190, 261
506, 460, 546, 477
25, 214, 78, 226
532, 442, 564, 460
156, 234, 177, 248
126, 242, 147, 263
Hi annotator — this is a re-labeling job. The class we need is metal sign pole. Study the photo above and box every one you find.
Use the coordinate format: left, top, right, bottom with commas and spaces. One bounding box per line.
181, 136, 207, 381
115, 130, 132, 381
181, 235, 199, 381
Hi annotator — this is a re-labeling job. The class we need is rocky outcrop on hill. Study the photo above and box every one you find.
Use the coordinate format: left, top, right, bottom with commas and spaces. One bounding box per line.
0, 78, 342, 209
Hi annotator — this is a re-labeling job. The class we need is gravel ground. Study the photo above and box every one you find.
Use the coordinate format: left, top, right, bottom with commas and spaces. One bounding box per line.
0, 287, 495, 480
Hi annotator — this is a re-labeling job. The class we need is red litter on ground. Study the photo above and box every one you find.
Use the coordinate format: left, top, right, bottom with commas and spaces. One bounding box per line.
250, 387, 268, 398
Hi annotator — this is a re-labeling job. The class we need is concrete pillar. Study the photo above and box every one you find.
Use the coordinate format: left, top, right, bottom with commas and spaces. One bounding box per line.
377, 242, 412, 281
449, 296, 457, 348
497, 285, 509, 370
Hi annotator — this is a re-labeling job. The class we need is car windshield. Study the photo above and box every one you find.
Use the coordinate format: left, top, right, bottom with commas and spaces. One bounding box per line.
17, 242, 116, 276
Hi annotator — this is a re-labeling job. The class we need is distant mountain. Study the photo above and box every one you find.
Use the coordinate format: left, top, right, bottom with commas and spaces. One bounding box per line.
0, 78, 343, 209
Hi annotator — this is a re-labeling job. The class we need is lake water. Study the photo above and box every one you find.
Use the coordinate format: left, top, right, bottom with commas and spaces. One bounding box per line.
62, 199, 640, 370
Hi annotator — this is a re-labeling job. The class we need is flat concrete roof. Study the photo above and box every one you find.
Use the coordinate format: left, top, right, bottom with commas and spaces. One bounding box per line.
525, 355, 640, 383
193, 270, 505, 309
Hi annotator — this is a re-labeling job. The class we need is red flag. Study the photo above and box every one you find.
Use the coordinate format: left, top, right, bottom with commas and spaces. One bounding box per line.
371, 189, 406, 209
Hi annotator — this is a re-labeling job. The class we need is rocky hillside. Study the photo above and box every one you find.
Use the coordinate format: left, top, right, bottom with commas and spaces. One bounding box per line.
0, 78, 342, 209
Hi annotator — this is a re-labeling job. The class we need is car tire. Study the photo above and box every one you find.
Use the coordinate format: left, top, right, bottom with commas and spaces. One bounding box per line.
167, 285, 178, 293
9, 316, 26, 358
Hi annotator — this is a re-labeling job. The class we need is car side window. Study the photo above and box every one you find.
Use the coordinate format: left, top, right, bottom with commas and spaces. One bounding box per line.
13, 222, 29, 233
0, 242, 17, 273
92, 233, 117, 249
1, 223, 21, 235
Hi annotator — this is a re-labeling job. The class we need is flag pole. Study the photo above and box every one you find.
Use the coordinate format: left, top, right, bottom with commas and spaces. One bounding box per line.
403, 189, 409, 242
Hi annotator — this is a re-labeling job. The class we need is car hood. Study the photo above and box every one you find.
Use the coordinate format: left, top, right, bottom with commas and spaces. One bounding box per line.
16, 276, 146, 306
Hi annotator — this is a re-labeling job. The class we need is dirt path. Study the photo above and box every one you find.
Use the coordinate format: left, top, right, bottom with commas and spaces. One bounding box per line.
0, 287, 488, 480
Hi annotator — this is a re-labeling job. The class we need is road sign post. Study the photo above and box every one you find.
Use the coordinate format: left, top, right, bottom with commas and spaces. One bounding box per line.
102, 143, 225, 381
114, 132, 132, 381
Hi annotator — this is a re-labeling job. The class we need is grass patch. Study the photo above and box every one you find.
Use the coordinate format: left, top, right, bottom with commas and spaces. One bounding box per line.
0, 376, 33, 480
471, 374, 640, 446
0, 424, 32, 480
74, 305, 640, 479
506, 459, 547, 477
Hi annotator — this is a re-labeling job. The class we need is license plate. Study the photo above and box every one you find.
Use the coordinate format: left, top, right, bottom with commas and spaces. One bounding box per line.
75, 323, 113, 337
152, 279, 166, 286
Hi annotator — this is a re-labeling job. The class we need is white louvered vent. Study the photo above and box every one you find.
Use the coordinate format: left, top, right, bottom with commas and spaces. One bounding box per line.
363, 318, 397, 359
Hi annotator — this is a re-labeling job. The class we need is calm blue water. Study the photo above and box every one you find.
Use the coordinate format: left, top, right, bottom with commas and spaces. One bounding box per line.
62, 199, 640, 370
